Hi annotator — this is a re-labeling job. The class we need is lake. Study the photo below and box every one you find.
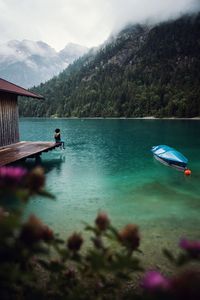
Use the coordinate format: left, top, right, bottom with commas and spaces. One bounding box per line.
20, 118, 200, 270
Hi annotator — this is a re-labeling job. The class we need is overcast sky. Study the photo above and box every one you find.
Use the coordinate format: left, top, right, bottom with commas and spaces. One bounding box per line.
0, 0, 199, 50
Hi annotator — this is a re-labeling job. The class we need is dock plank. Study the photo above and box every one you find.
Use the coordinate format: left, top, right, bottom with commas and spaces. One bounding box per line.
0, 141, 60, 166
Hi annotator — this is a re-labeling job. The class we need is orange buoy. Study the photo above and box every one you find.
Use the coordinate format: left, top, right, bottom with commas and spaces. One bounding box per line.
184, 169, 192, 176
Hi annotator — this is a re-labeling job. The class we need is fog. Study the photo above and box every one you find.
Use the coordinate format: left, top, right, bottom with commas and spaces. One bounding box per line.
0, 0, 199, 49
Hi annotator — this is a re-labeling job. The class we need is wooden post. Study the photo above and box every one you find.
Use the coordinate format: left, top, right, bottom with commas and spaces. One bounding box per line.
0, 92, 19, 147
35, 154, 42, 165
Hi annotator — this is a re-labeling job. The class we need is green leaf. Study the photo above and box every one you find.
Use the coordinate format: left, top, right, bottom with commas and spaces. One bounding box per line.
84, 224, 98, 234
162, 248, 175, 263
37, 189, 55, 199
176, 253, 190, 266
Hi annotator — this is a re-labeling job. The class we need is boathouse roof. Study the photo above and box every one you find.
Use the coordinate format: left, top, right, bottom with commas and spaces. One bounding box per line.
0, 78, 44, 99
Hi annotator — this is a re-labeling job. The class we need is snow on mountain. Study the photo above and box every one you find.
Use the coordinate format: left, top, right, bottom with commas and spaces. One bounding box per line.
59, 43, 88, 63
0, 40, 88, 87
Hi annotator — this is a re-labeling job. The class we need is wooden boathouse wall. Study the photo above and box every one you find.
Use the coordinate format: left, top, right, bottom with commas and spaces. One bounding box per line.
0, 77, 44, 148
0, 92, 19, 147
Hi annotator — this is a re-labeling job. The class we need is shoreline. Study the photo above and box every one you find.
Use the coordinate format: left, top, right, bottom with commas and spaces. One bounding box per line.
19, 116, 200, 120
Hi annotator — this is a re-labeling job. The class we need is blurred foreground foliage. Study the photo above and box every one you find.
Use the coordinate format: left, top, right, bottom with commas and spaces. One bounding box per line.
0, 166, 199, 300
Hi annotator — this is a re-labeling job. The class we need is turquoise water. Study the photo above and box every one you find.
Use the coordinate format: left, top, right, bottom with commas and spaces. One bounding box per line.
19, 118, 200, 266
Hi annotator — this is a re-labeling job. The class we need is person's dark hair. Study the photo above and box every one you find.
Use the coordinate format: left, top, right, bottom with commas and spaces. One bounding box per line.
55, 128, 60, 133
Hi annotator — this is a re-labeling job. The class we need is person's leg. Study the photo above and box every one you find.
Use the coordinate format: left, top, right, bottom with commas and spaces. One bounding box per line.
56, 141, 62, 149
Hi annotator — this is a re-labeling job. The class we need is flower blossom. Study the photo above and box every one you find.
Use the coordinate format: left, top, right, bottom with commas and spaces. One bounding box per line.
20, 214, 54, 245
141, 271, 170, 292
179, 238, 200, 257
95, 212, 110, 231
67, 233, 83, 252
27, 167, 45, 193
0, 166, 27, 188
118, 224, 140, 251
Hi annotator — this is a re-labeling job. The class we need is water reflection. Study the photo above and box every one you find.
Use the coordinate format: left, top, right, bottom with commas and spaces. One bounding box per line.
18, 151, 66, 175
43, 154, 65, 174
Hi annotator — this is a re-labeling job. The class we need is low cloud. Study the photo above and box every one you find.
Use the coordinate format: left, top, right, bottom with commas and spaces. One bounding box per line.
109, 0, 200, 32
0, 40, 57, 64
0, 0, 199, 50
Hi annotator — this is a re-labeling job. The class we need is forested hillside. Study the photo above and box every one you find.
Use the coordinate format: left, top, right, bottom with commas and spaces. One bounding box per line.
19, 13, 200, 118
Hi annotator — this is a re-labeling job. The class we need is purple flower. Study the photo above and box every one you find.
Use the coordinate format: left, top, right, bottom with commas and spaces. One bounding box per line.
141, 271, 170, 292
0, 166, 27, 188
179, 238, 200, 257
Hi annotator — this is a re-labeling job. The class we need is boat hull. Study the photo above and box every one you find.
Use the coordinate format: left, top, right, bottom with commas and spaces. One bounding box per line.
151, 145, 188, 171
153, 154, 187, 171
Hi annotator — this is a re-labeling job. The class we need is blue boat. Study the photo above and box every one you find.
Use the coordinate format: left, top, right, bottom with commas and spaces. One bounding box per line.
151, 145, 188, 171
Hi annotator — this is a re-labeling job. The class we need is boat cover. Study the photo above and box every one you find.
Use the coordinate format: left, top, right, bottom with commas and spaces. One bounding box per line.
151, 145, 188, 165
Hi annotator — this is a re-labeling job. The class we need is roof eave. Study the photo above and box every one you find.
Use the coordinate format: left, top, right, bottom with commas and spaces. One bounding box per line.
0, 88, 44, 100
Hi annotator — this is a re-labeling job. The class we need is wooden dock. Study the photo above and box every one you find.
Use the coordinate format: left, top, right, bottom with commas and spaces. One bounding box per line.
0, 141, 61, 166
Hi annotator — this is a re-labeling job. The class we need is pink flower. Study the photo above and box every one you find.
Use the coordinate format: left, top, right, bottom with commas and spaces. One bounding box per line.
179, 238, 200, 257
67, 233, 83, 252
141, 271, 170, 292
118, 224, 140, 251
20, 214, 54, 245
0, 166, 27, 188
27, 167, 45, 192
95, 212, 110, 231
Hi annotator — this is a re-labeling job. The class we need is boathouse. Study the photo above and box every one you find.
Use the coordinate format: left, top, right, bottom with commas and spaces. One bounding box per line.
0, 78, 61, 166
0, 78, 43, 147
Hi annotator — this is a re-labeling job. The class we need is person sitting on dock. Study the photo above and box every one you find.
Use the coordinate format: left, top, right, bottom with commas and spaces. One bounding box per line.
54, 128, 65, 149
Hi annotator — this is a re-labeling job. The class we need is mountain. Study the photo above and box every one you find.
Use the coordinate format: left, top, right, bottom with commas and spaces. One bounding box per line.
19, 13, 200, 118
59, 43, 89, 63
0, 40, 88, 87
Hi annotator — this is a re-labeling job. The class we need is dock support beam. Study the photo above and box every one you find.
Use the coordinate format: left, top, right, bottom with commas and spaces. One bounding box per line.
35, 154, 42, 165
